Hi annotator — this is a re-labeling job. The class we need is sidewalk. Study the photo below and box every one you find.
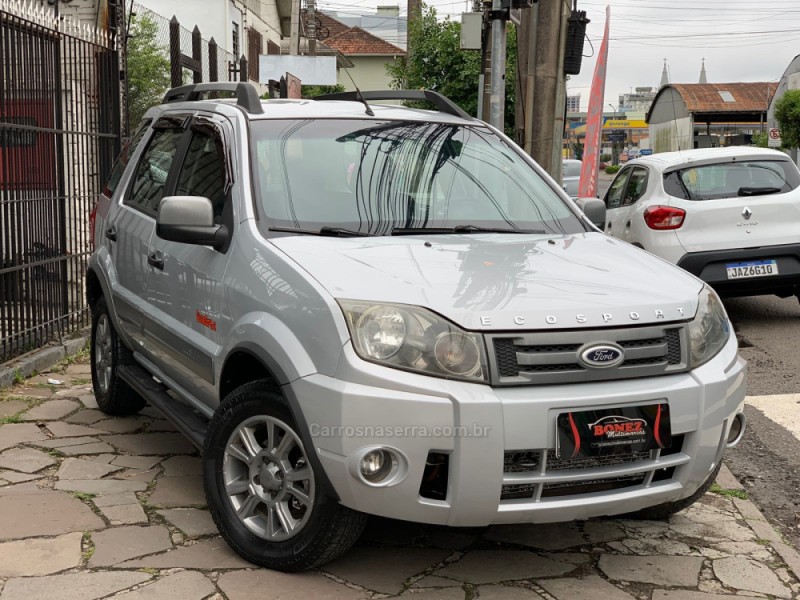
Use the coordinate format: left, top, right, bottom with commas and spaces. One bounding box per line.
1, 357, 799, 599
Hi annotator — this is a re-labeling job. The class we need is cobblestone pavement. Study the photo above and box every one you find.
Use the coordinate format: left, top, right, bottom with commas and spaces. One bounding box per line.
1, 357, 800, 600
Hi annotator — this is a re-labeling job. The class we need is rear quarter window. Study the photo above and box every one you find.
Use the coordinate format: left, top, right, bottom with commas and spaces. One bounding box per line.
663, 159, 800, 200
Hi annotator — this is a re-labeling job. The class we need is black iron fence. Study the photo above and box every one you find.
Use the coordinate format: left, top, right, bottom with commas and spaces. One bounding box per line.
0, 3, 120, 362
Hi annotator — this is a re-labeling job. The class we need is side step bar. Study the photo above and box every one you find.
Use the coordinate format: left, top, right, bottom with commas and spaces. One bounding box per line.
117, 364, 208, 451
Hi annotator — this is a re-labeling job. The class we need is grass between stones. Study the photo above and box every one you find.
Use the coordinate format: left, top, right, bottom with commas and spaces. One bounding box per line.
710, 482, 748, 500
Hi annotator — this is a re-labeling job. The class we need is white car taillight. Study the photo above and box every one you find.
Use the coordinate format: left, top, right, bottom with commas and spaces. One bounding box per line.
644, 205, 686, 230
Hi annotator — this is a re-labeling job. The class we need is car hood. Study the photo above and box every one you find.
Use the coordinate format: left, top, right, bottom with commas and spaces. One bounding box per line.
270, 233, 703, 330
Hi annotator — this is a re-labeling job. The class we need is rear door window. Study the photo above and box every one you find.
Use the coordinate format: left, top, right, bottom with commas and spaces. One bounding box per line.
623, 167, 648, 206
103, 119, 152, 197
664, 160, 800, 200
126, 127, 185, 215
175, 128, 228, 224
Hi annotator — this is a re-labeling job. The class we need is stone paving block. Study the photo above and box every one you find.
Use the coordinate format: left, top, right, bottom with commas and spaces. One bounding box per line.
12, 387, 53, 399
56, 457, 124, 480
538, 575, 636, 600
120, 538, 252, 569
652, 592, 765, 600
0, 399, 27, 417
21, 399, 80, 421
99, 503, 148, 525
145, 419, 178, 432
218, 569, 367, 600
39, 436, 103, 448
113, 468, 159, 483
89, 525, 173, 567
55, 479, 147, 495
65, 364, 92, 375
0, 532, 83, 576
0, 423, 48, 451
0, 470, 43, 483
712, 556, 791, 598
411, 576, 463, 588
101, 433, 195, 455
160, 455, 201, 477
438, 550, 577, 584
47, 422, 104, 438
598, 554, 704, 587
109, 570, 214, 600
78, 394, 100, 409
0, 571, 152, 600
477, 585, 544, 599
92, 417, 149, 434
0, 481, 45, 495
93, 454, 117, 464
0, 447, 57, 473
0, 490, 104, 539
111, 456, 162, 470
157, 508, 218, 537
146, 475, 206, 508
58, 442, 117, 456
401, 588, 466, 599
66, 409, 107, 424
324, 546, 450, 594
93, 492, 140, 507
485, 520, 624, 550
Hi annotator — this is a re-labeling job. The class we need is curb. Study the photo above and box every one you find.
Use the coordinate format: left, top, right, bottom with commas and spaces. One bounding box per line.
0, 331, 90, 389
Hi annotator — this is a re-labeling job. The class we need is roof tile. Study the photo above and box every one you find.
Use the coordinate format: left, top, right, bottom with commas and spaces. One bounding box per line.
668, 82, 777, 113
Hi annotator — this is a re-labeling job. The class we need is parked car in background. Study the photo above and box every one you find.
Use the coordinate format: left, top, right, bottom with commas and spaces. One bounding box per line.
602, 147, 800, 300
562, 158, 581, 197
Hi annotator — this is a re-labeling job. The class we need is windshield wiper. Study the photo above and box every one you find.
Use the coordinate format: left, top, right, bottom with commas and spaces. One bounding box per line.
738, 187, 782, 197
391, 225, 546, 235
318, 227, 371, 237
268, 226, 370, 237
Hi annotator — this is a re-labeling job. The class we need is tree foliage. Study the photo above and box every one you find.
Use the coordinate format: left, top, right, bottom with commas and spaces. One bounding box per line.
127, 14, 171, 130
386, 5, 517, 133
751, 132, 768, 148
301, 84, 346, 98
774, 89, 800, 149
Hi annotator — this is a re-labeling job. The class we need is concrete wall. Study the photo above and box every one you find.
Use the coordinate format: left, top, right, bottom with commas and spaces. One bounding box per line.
648, 87, 690, 125
136, 0, 241, 55
650, 117, 693, 153
339, 56, 400, 92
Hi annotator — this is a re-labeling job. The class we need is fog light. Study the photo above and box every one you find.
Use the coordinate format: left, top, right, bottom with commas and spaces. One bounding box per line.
360, 449, 392, 483
727, 413, 746, 447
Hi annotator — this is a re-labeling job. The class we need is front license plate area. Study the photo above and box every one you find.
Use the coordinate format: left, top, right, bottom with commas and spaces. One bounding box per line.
726, 259, 778, 280
556, 404, 671, 459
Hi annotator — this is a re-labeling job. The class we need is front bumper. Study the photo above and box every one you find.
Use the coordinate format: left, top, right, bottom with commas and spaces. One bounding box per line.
291, 335, 745, 527
677, 243, 800, 297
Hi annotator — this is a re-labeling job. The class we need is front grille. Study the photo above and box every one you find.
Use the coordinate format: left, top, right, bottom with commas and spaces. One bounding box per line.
500, 435, 687, 503
488, 324, 688, 386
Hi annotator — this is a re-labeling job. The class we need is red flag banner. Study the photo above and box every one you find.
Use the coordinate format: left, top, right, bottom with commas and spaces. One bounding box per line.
578, 6, 610, 198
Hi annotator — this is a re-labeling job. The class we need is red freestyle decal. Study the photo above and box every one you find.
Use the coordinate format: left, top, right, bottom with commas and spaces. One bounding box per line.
195, 310, 217, 332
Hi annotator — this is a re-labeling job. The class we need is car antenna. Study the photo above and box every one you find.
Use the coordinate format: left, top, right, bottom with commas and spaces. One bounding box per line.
341, 65, 374, 117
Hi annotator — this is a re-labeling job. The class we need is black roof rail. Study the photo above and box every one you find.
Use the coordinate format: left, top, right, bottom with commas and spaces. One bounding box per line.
315, 90, 472, 120
161, 82, 264, 115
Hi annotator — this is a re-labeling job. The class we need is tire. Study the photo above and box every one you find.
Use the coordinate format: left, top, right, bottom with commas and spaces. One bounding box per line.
90, 296, 145, 416
203, 380, 367, 571
624, 461, 722, 520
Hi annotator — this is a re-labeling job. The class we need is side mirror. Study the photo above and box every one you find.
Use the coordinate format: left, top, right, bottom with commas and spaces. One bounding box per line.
575, 197, 606, 231
156, 196, 229, 251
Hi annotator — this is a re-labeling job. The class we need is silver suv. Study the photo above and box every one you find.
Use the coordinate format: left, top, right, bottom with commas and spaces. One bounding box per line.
87, 83, 747, 571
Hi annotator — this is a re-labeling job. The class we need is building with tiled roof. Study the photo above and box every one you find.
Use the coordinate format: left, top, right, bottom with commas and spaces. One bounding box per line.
300, 10, 405, 93
647, 82, 777, 153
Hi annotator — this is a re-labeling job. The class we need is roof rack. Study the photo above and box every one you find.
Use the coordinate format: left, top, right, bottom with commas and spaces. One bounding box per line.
161, 82, 264, 115
315, 90, 472, 120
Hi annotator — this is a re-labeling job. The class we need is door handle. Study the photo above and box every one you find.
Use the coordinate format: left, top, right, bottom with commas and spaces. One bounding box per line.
607, 222, 612, 229
105, 226, 117, 242
147, 251, 164, 270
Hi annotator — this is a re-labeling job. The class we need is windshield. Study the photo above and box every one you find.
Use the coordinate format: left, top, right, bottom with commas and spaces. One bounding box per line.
250, 119, 584, 236
663, 160, 800, 200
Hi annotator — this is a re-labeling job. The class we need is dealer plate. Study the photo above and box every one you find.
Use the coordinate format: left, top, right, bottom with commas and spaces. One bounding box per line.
556, 404, 671, 459
726, 259, 778, 280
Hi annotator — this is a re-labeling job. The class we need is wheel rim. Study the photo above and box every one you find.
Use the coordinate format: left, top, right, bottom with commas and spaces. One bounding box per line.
222, 415, 315, 542
94, 314, 113, 395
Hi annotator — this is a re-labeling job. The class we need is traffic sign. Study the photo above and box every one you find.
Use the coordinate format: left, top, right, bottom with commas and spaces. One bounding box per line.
768, 128, 781, 148
639, 149, 653, 156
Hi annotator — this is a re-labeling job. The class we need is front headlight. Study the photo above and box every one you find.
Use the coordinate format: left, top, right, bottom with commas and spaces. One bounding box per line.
688, 285, 731, 368
338, 300, 488, 383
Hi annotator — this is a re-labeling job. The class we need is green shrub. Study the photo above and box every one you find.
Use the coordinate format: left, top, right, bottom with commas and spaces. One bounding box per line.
605, 165, 620, 174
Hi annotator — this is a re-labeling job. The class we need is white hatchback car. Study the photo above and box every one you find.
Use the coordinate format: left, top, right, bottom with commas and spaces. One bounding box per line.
602, 147, 800, 299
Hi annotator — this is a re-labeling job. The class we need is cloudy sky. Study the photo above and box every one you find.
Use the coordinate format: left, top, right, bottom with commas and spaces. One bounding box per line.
317, 0, 800, 111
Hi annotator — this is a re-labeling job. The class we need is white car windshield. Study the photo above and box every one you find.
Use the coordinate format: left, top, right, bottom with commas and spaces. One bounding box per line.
250, 119, 585, 236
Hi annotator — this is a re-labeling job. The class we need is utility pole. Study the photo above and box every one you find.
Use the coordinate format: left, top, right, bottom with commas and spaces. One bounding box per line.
408, 0, 421, 58
516, 2, 538, 153
290, 0, 300, 55
488, 0, 507, 130
308, 0, 317, 55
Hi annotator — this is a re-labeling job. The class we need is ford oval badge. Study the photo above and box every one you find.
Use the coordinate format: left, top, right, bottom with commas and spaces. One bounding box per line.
579, 344, 624, 369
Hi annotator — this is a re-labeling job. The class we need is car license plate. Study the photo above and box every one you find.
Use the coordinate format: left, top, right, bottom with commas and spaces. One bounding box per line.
726, 260, 778, 280
555, 404, 671, 459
